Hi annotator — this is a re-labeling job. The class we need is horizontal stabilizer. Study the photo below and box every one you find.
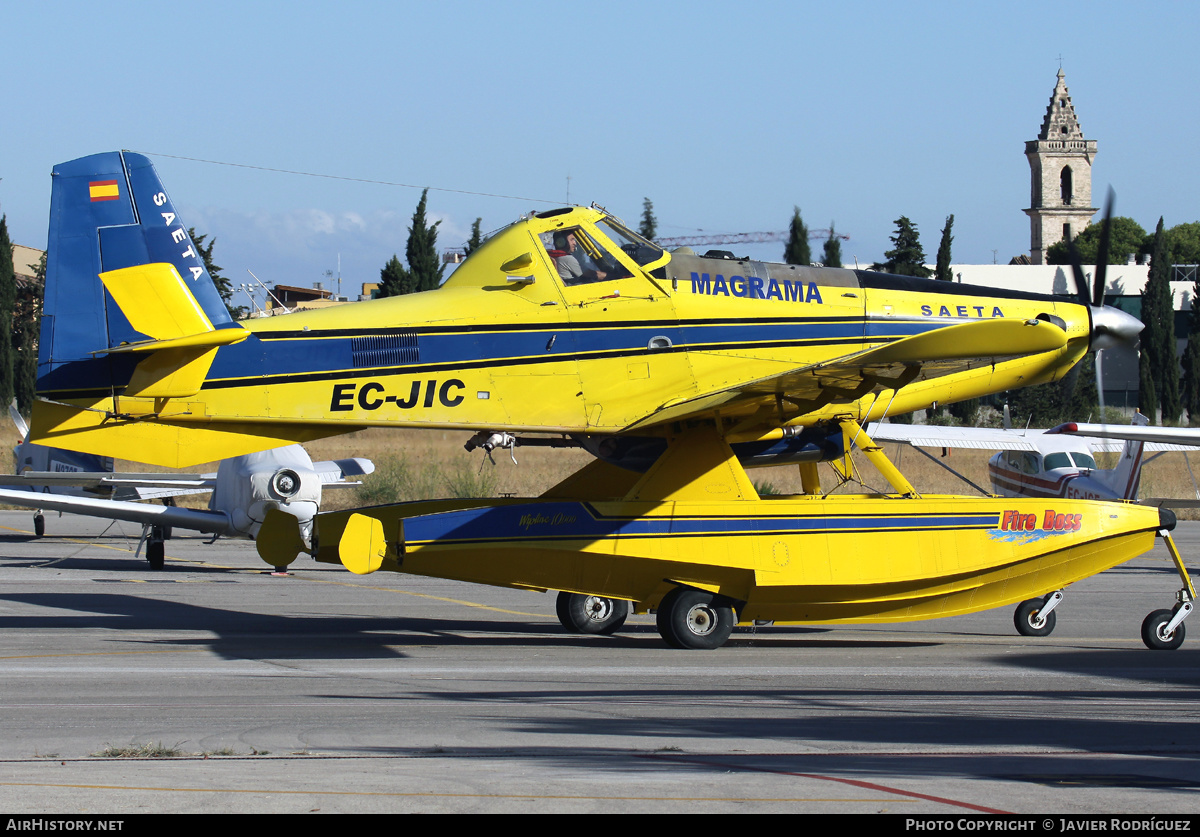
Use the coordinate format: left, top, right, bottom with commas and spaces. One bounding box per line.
30, 400, 358, 469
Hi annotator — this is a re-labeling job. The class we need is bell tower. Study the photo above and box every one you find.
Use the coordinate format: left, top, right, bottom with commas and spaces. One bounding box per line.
1024, 69, 1098, 264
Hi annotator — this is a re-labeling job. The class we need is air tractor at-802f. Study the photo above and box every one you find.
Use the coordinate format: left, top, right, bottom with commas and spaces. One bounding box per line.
29, 151, 1193, 650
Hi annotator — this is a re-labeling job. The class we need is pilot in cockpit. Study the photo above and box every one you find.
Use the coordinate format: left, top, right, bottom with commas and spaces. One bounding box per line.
551, 230, 608, 285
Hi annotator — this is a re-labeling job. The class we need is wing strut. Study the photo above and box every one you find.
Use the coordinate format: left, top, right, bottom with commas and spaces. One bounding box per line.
837, 418, 918, 498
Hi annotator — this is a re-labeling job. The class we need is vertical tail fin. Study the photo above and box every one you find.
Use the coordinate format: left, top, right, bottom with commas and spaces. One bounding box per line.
39, 151, 231, 397
1094, 412, 1148, 501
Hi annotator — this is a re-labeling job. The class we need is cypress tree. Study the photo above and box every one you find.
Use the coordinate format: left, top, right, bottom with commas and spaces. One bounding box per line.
12, 252, 43, 415
0, 216, 15, 406
1139, 347, 1158, 424
822, 223, 842, 268
405, 189, 445, 293
378, 254, 414, 298
463, 218, 483, 256
783, 207, 811, 266
187, 228, 238, 317
1143, 217, 1181, 423
935, 214, 954, 281
639, 198, 657, 241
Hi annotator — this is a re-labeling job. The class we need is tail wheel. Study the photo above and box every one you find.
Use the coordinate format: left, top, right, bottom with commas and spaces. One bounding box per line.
1014, 597, 1056, 637
1141, 609, 1185, 651
656, 588, 734, 650
555, 592, 629, 635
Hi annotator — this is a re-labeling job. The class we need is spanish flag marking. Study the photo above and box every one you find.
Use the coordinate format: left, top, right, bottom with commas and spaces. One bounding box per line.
89, 180, 120, 202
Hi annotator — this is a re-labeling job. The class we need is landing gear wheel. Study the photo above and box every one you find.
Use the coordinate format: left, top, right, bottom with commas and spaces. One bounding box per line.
147, 540, 165, 571
1142, 608, 1185, 651
1014, 597, 1056, 637
33, 514, 44, 538
555, 592, 629, 635
656, 588, 734, 650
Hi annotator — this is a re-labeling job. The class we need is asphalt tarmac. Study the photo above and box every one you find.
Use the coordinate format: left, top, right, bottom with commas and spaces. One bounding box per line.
0, 510, 1198, 814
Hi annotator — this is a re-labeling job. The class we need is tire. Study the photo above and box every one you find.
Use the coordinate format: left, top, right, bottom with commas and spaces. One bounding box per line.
147, 540, 165, 571
1014, 597, 1056, 637
1142, 609, 1185, 651
555, 592, 629, 635
656, 587, 734, 650
33, 514, 44, 538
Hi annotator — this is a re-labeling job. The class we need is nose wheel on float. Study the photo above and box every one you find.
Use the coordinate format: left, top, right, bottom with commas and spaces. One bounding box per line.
1010, 529, 1195, 649
1140, 529, 1194, 650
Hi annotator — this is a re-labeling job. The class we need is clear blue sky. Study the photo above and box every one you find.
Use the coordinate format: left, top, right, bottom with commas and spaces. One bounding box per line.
3, 0, 1197, 301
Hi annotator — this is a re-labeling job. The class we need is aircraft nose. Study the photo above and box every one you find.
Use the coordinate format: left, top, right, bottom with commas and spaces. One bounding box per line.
1159, 506, 1177, 532
1091, 304, 1142, 352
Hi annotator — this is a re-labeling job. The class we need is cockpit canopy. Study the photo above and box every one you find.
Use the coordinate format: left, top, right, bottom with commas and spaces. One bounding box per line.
443, 205, 668, 292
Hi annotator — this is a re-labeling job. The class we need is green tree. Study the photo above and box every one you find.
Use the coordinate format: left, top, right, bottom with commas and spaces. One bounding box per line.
783, 207, 810, 265
639, 198, 657, 241
463, 218, 483, 257
935, 214, 954, 282
1166, 221, 1200, 265
187, 227, 243, 318
0, 216, 15, 407
405, 188, 445, 293
378, 254, 414, 298
1143, 217, 1181, 423
871, 216, 932, 277
12, 252, 43, 415
1046, 216, 1148, 265
1138, 348, 1158, 423
822, 223, 842, 268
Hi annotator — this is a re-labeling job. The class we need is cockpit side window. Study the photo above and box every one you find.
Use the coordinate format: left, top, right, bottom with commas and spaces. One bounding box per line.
541, 227, 617, 286
1043, 452, 1073, 470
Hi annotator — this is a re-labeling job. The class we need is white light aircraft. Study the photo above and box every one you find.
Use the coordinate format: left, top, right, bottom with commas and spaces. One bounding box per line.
1, 405, 372, 569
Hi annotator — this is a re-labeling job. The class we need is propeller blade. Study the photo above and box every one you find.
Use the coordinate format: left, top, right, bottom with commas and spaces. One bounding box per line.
1092, 188, 1115, 306
1066, 231, 1091, 307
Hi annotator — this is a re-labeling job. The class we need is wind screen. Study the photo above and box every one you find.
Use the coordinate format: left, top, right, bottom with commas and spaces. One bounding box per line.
1070, 451, 1097, 469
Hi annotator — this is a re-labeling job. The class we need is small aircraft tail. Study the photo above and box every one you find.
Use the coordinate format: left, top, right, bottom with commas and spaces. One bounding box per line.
1092, 412, 1149, 501
38, 151, 233, 399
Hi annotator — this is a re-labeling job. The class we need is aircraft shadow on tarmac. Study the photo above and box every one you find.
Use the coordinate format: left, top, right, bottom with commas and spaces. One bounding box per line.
408, 685, 1200, 760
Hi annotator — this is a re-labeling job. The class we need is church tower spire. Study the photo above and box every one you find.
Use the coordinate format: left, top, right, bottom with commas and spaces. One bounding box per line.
1024, 68, 1098, 264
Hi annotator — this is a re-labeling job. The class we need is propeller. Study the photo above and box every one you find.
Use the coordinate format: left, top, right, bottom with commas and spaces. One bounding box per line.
1062, 188, 1141, 427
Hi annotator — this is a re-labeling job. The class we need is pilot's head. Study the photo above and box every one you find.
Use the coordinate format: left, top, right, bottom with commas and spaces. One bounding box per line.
553, 231, 577, 253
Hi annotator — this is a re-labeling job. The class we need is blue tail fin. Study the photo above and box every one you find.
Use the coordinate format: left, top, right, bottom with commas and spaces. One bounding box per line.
39, 151, 231, 397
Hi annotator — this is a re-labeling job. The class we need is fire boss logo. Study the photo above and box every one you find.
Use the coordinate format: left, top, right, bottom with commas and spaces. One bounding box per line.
1000, 510, 1083, 532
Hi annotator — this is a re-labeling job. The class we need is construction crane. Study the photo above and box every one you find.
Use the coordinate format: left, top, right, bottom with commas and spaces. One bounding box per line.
442, 227, 850, 262
654, 228, 849, 249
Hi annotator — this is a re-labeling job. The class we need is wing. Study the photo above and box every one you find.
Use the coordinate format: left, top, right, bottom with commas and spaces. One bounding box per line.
0, 472, 215, 501
865, 423, 1046, 451
0, 488, 233, 535
626, 318, 1069, 430
1050, 422, 1200, 451
312, 457, 376, 489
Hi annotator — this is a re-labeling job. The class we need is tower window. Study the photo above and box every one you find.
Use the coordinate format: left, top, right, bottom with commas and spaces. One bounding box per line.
1061, 166, 1073, 205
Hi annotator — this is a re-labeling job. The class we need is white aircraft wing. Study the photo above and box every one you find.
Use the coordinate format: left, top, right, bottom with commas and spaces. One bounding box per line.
1049, 422, 1200, 451
312, 457, 375, 489
0, 487, 233, 535
864, 423, 1045, 451
0, 472, 215, 502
